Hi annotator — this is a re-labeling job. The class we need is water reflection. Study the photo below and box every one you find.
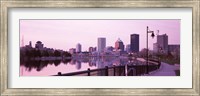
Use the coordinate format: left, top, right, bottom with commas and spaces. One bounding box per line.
20, 57, 148, 76
20, 59, 71, 72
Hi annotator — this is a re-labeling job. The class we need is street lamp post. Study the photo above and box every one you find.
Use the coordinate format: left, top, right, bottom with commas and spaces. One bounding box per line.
146, 26, 155, 74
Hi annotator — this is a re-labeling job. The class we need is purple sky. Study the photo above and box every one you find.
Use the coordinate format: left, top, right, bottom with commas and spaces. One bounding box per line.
20, 20, 180, 51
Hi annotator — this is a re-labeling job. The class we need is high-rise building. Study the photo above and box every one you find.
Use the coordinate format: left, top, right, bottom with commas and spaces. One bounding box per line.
130, 34, 139, 53
115, 38, 124, 51
97, 38, 106, 52
76, 43, 82, 53
157, 34, 168, 53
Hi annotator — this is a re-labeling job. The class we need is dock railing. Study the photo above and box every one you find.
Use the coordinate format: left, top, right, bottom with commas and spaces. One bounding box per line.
54, 60, 161, 76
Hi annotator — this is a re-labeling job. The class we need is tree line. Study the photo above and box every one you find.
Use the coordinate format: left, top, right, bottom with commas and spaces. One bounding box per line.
20, 47, 72, 58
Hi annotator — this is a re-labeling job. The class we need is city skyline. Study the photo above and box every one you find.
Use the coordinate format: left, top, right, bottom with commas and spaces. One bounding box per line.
20, 20, 180, 51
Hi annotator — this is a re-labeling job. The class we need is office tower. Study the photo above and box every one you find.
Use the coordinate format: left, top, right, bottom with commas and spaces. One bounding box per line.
97, 38, 106, 52
76, 43, 82, 53
157, 34, 168, 53
115, 38, 124, 51
130, 34, 139, 52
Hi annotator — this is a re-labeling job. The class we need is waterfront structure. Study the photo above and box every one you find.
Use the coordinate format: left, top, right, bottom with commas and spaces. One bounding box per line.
130, 34, 139, 53
35, 41, 44, 49
97, 38, 106, 52
157, 34, 168, 53
76, 43, 82, 53
115, 38, 124, 51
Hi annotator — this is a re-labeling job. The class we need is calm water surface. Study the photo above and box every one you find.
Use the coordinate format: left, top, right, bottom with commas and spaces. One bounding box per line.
20, 57, 141, 76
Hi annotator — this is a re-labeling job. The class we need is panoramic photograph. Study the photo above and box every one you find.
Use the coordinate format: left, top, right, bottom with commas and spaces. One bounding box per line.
20, 20, 180, 76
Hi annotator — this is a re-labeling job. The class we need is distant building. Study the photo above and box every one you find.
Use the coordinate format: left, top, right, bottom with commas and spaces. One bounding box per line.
97, 38, 106, 52
115, 38, 124, 51
105, 46, 114, 52
153, 43, 158, 53
89, 47, 94, 53
76, 43, 82, 53
168, 45, 180, 53
89, 47, 97, 53
35, 41, 44, 49
125, 44, 131, 53
157, 34, 168, 53
130, 34, 139, 53
29, 41, 32, 48
69, 48, 76, 54
168, 44, 180, 59
93, 47, 97, 52
24, 41, 32, 48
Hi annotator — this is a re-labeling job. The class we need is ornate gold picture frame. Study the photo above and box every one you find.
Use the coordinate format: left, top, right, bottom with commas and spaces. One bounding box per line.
0, 0, 199, 95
